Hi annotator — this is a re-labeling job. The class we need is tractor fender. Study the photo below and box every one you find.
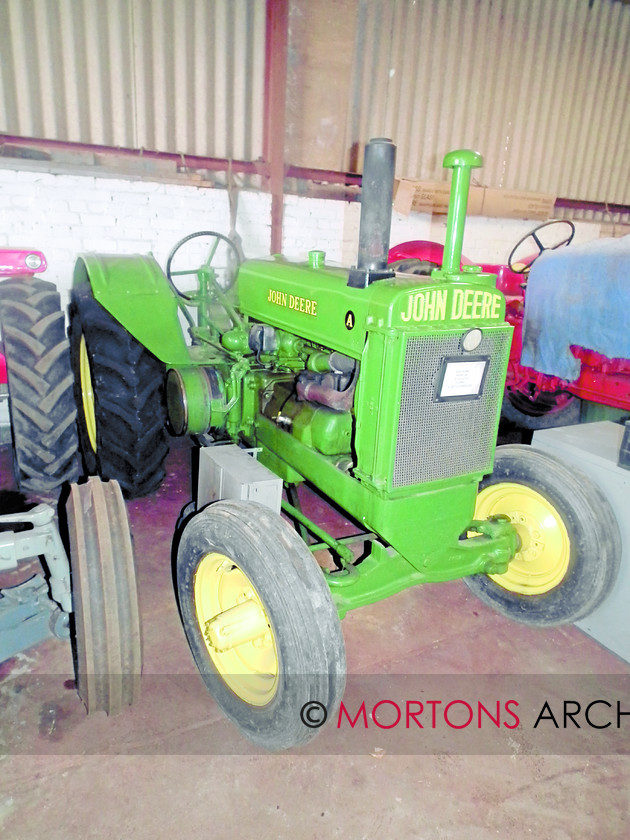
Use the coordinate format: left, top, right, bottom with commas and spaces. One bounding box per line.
388, 239, 474, 267
73, 253, 192, 365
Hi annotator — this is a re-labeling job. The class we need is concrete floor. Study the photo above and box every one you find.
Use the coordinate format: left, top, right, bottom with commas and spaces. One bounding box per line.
1, 436, 629, 839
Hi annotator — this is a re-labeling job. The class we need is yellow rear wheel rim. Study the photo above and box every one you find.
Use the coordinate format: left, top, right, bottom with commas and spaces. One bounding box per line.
79, 335, 97, 453
475, 482, 571, 595
194, 552, 278, 706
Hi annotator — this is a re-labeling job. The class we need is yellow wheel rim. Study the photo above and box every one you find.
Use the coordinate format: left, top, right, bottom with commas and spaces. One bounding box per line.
475, 482, 570, 595
79, 335, 97, 453
194, 552, 278, 706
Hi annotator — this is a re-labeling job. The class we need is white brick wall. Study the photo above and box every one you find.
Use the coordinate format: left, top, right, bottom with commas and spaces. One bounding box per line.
282, 195, 346, 263
335, 202, 603, 269
0, 165, 604, 313
0, 168, 271, 308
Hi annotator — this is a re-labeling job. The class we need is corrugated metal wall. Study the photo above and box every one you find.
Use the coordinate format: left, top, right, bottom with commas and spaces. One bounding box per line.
346, 0, 630, 204
0, 0, 266, 161
1, 0, 628, 207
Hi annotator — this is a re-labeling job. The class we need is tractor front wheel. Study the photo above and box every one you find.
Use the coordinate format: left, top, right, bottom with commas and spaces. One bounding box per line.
176, 500, 346, 750
65, 476, 142, 715
465, 445, 620, 626
69, 283, 169, 498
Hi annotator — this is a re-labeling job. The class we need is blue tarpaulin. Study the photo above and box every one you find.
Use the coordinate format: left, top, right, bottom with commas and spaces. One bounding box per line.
520, 236, 630, 380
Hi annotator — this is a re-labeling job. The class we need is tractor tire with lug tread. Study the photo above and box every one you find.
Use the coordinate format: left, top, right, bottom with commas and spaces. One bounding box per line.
465, 445, 621, 626
69, 282, 169, 498
0, 276, 79, 499
176, 499, 346, 751
65, 476, 141, 714
501, 390, 581, 431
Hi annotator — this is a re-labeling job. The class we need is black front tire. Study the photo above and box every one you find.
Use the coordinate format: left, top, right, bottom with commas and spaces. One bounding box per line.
465, 445, 621, 626
66, 476, 142, 714
176, 500, 346, 751
0, 276, 79, 499
69, 283, 169, 498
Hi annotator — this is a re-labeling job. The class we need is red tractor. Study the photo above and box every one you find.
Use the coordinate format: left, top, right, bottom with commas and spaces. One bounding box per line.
389, 221, 630, 430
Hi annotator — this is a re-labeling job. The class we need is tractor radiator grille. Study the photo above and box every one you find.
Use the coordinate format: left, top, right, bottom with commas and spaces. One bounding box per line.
392, 330, 511, 488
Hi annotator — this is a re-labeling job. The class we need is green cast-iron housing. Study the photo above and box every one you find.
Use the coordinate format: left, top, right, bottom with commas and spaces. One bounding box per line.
73, 148, 519, 617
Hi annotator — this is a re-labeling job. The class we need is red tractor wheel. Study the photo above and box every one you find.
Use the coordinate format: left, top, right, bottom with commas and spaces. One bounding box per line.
502, 386, 580, 430
0, 277, 79, 499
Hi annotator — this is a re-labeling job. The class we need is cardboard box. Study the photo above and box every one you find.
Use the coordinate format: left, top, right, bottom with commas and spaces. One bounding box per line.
394, 178, 484, 216
600, 222, 630, 239
94, 151, 177, 177
394, 178, 555, 221
481, 188, 555, 221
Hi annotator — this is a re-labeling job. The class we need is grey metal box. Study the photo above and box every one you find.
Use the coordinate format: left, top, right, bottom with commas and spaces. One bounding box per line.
197, 445, 282, 513
532, 421, 630, 663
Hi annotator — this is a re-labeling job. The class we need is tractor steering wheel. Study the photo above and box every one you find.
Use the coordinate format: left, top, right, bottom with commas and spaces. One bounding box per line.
507, 220, 575, 274
165, 230, 242, 299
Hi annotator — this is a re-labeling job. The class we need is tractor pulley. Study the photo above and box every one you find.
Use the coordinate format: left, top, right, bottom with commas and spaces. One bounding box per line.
166, 366, 227, 436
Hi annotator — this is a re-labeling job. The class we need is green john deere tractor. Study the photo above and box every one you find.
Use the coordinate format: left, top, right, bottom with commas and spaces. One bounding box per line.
66, 140, 620, 749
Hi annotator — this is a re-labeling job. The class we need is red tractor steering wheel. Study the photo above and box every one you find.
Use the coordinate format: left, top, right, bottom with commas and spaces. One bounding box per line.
507, 220, 576, 275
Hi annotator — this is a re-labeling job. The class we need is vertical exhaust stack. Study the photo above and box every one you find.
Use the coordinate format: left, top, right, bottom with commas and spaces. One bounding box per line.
348, 138, 397, 288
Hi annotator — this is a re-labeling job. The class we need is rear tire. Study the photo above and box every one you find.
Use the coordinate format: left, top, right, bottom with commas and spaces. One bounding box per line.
69, 282, 169, 498
0, 276, 79, 499
176, 500, 346, 750
465, 445, 621, 626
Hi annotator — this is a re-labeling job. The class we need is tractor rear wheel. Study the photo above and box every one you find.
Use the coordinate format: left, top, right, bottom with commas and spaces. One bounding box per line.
465, 445, 620, 626
69, 282, 169, 498
176, 499, 346, 750
0, 276, 79, 499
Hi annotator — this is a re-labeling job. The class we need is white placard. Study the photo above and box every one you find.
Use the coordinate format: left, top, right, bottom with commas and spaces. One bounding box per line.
439, 359, 487, 398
